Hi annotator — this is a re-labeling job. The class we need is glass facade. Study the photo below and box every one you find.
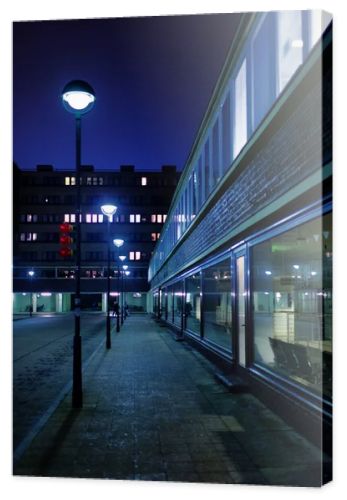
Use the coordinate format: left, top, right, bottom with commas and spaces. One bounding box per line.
152, 210, 332, 405
185, 272, 201, 335
251, 214, 332, 399
173, 281, 184, 329
202, 258, 232, 351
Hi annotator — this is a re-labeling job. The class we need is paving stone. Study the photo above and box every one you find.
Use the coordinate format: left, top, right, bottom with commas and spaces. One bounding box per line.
13, 315, 327, 486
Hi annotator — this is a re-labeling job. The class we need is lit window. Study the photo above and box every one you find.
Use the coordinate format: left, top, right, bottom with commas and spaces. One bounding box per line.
135, 251, 141, 260
92, 214, 98, 223
20, 233, 25, 241
157, 214, 163, 223
141, 177, 147, 186
64, 214, 70, 222
135, 214, 141, 223
86, 177, 92, 185
32, 233, 37, 241
86, 214, 92, 223
277, 11, 303, 92
71, 214, 76, 223
130, 214, 135, 223
93, 177, 98, 185
98, 214, 103, 223
27, 214, 32, 222
129, 251, 135, 260
151, 233, 157, 241
234, 59, 247, 158
71, 177, 76, 185
65, 177, 70, 186
151, 215, 156, 223
99, 177, 104, 185
163, 214, 167, 222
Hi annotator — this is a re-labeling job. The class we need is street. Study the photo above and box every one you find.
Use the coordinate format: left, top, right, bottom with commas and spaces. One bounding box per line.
13, 313, 107, 451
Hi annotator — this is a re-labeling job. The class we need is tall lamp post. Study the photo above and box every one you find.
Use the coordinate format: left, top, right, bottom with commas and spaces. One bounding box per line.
122, 265, 129, 319
62, 80, 95, 408
101, 204, 118, 349
124, 270, 130, 317
28, 270, 35, 316
113, 238, 124, 332
119, 256, 127, 324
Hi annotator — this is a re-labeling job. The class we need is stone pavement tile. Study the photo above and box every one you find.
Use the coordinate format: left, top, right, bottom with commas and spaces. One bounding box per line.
259, 464, 325, 487
233, 429, 322, 469
228, 469, 269, 485
167, 471, 200, 483
197, 471, 236, 484
14, 315, 326, 485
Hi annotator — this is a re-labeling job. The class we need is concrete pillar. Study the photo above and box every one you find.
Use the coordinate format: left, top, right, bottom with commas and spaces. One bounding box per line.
56, 293, 63, 313
32, 293, 37, 313
102, 293, 107, 313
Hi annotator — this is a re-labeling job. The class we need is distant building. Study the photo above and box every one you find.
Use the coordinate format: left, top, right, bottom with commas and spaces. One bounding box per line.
13, 163, 180, 313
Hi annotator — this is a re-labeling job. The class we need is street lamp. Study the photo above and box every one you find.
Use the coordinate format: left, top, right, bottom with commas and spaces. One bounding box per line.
119, 256, 126, 323
113, 239, 124, 332
28, 270, 35, 316
124, 270, 130, 318
101, 204, 117, 349
62, 79, 95, 409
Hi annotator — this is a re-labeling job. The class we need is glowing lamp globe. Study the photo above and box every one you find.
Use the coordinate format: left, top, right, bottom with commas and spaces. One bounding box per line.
101, 204, 117, 219
62, 80, 95, 114
113, 239, 124, 248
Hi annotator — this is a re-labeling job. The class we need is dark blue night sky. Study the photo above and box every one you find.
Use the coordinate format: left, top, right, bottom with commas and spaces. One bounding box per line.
13, 14, 241, 171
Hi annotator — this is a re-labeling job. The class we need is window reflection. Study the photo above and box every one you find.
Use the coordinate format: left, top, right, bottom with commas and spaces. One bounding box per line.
203, 258, 233, 350
252, 214, 332, 399
173, 281, 183, 328
185, 272, 201, 335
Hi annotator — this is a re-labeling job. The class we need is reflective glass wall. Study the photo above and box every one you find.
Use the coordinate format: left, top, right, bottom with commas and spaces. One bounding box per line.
185, 272, 201, 335
251, 213, 332, 399
202, 258, 233, 351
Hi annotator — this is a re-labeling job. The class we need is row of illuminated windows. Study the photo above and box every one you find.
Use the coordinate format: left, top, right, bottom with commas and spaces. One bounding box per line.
150, 10, 330, 279
18, 231, 160, 244
22, 175, 178, 188
65, 176, 148, 186
19, 213, 167, 224
19, 250, 151, 262
14, 267, 148, 279
154, 212, 332, 400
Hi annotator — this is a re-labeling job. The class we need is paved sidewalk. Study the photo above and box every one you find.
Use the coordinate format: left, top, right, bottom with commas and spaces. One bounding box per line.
14, 314, 331, 485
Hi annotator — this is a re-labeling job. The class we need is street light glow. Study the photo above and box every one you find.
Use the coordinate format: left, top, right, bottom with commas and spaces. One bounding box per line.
28, 270, 35, 277
122, 265, 128, 270
113, 239, 124, 248
125, 271, 130, 276
101, 204, 117, 218
63, 91, 95, 111
62, 80, 95, 115
119, 255, 126, 262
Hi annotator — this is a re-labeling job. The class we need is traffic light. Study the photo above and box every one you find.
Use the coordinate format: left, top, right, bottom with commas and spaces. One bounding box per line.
59, 223, 74, 258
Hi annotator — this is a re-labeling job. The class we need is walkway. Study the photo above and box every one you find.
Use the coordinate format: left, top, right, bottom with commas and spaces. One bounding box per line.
13, 314, 331, 486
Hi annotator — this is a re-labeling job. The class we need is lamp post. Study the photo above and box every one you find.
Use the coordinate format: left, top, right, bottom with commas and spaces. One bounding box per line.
113, 239, 124, 332
62, 80, 95, 409
28, 270, 35, 316
119, 256, 126, 324
124, 270, 130, 318
101, 204, 118, 349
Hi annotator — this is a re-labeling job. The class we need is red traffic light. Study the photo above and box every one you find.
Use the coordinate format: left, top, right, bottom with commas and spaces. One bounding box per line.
59, 247, 73, 258
59, 235, 73, 245
59, 223, 74, 233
